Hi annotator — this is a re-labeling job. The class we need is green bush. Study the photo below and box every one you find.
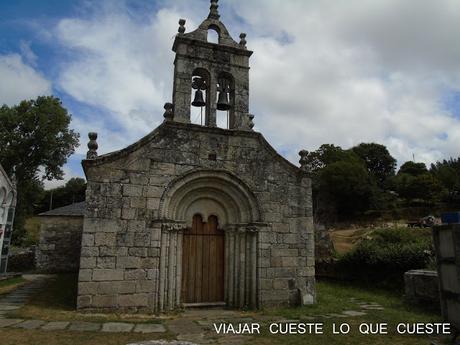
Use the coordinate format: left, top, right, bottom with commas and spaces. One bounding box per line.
336, 227, 433, 289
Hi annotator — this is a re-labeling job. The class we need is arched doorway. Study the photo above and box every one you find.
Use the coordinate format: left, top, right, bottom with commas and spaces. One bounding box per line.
181, 214, 224, 304
157, 169, 262, 311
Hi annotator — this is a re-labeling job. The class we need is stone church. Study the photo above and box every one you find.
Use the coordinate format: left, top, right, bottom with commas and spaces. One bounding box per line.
77, 0, 315, 313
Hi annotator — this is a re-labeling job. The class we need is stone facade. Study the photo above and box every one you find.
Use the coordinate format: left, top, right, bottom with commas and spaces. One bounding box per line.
36, 205, 84, 273
77, 0, 315, 313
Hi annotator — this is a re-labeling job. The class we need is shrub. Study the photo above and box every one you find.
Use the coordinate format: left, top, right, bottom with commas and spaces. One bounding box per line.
336, 227, 433, 289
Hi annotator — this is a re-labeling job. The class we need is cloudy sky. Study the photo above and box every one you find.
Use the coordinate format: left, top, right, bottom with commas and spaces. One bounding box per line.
1, 0, 460, 188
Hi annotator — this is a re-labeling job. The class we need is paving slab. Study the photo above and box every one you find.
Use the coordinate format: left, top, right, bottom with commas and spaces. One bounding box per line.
68, 321, 101, 332
14, 319, 46, 329
102, 322, 134, 333
127, 341, 198, 345
342, 310, 367, 316
0, 305, 21, 311
41, 321, 70, 330
133, 323, 166, 333
0, 318, 24, 327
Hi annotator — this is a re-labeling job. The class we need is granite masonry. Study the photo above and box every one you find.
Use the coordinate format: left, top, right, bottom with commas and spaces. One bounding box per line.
77, 0, 315, 313
36, 202, 85, 272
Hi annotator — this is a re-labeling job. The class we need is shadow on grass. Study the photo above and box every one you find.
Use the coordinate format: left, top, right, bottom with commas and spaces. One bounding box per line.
27, 273, 78, 310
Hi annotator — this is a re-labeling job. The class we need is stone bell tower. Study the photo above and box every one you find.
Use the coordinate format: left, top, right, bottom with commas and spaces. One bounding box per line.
170, 0, 254, 130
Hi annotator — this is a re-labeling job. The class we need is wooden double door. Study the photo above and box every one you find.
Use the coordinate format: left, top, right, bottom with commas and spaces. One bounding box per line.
181, 214, 225, 304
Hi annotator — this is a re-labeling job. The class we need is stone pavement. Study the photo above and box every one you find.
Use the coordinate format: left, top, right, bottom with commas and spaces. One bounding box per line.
0, 275, 385, 345
0, 274, 50, 319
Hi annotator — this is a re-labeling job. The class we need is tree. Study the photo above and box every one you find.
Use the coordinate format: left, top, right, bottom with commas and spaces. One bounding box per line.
303, 144, 361, 173
430, 158, 460, 202
304, 144, 377, 221
0, 96, 80, 244
37, 177, 86, 213
398, 161, 428, 176
318, 160, 376, 217
352, 143, 396, 187
393, 161, 441, 202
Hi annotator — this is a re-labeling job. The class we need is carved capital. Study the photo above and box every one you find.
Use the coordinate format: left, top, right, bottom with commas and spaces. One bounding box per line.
161, 221, 186, 232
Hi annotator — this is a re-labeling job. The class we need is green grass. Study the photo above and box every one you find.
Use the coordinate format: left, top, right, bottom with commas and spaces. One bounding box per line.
4, 274, 449, 345
0, 276, 27, 295
255, 279, 445, 345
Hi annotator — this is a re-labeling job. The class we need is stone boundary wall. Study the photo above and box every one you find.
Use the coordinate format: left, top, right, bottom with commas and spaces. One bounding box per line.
404, 269, 440, 308
36, 216, 83, 272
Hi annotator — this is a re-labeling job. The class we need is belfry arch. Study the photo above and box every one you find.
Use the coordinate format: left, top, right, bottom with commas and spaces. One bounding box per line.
156, 169, 264, 311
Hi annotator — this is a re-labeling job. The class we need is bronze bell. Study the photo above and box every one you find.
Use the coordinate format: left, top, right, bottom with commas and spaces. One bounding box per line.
191, 89, 206, 107
216, 91, 231, 110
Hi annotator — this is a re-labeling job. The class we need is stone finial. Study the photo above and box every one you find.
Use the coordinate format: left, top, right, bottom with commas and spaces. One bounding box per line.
248, 114, 254, 129
239, 33, 247, 48
163, 102, 174, 122
87, 132, 98, 159
299, 150, 310, 174
178, 19, 186, 34
208, 0, 220, 20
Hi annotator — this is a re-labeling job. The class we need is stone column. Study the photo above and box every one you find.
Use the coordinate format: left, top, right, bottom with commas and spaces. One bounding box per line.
158, 221, 186, 312
238, 227, 246, 308
247, 226, 258, 308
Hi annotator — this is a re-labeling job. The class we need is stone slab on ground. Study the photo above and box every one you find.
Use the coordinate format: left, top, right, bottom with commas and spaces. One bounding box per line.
127, 341, 198, 345
133, 323, 166, 333
68, 321, 101, 332
14, 319, 46, 329
0, 304, 21, 311
342, 310, 367, 317
41, 321, 70, 330
102, 322, 134, 333
0, 318, 24, 327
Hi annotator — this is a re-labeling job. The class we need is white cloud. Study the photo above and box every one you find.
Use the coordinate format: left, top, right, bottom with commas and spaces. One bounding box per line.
42, 164, 81, 190
236, 0, 460, 166
51, 0, 460, 168
0, 54, 51, 106
54, 4, 200, 148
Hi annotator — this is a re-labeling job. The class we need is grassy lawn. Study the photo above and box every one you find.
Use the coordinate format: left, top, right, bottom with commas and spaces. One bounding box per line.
0, 276, 27, 295
2, 274, 450, 345
252, 279, 446, 345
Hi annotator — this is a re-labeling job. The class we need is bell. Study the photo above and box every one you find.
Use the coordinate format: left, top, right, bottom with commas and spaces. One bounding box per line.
216, 91, 231, 110
191, 89, 206, 107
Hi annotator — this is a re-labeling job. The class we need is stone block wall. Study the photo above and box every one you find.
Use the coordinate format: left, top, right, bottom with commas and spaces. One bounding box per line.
79, 121, 315, 312
36, 216, 83, 272
404, 269, 440, 308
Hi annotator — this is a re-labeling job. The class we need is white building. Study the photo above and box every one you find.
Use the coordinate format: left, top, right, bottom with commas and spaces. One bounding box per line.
0, 164, 17, 274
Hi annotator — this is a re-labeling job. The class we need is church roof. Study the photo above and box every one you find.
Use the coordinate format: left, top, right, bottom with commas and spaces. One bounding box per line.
39, 201, 85, 217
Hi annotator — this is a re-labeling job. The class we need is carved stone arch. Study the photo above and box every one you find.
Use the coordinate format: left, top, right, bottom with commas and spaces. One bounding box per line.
206, 24, 220, 43
157, 168, 263, 311
159, 168, 261, 226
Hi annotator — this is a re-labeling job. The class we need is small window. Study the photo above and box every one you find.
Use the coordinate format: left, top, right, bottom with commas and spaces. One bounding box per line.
207, 28, 219, 44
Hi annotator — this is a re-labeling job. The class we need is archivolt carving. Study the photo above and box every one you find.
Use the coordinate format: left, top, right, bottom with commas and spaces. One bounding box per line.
159, 169, 261, 227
